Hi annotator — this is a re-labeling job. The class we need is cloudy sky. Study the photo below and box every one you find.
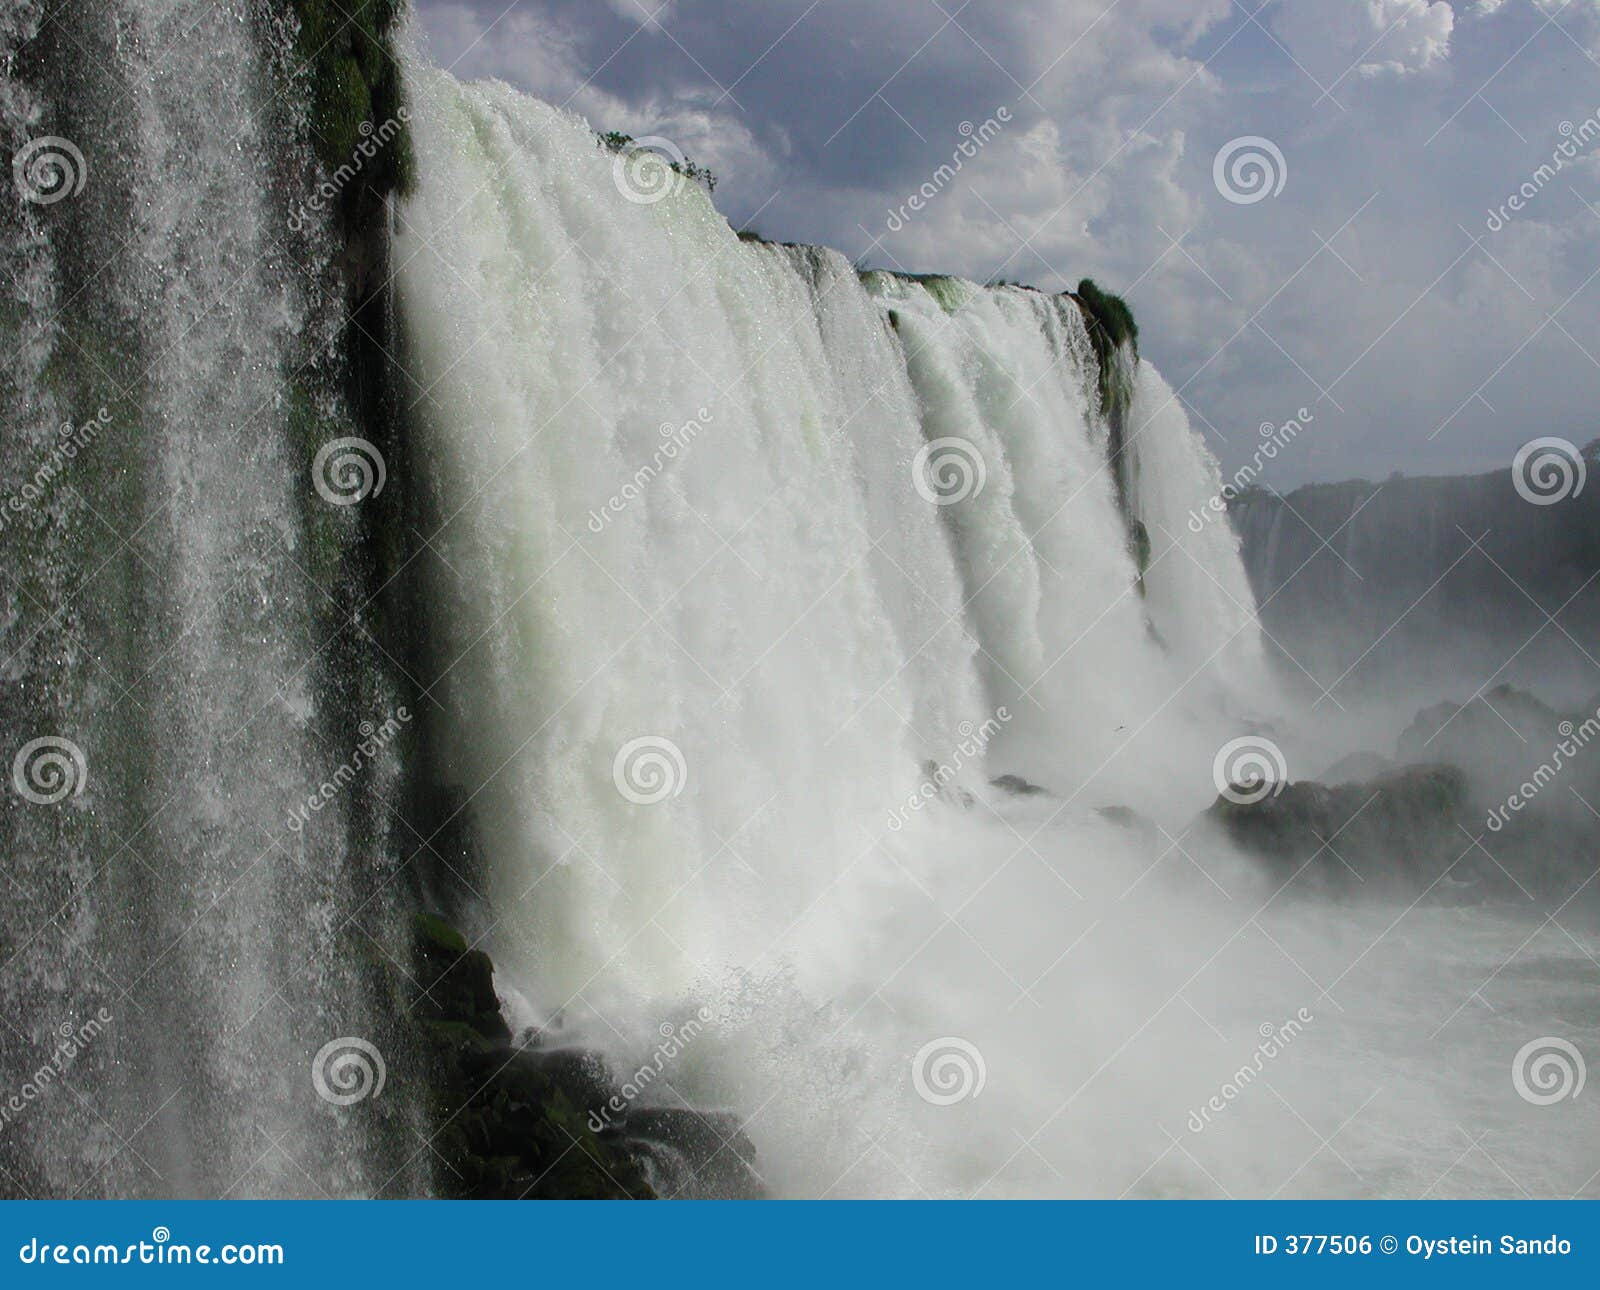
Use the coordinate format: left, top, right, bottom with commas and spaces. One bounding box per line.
409, 0, 1600, 486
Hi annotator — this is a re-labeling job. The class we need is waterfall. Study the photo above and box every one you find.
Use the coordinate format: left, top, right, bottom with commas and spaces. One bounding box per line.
0, 1, 420, 1198
8, 12, 1594, 1204
397, 68, 1272, 1197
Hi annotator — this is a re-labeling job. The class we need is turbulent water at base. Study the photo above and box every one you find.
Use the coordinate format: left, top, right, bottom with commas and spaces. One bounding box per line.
396, 68, 1600, 1200
0, 3, 419, 1198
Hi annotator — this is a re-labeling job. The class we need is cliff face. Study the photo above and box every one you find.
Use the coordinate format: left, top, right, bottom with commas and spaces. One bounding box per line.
1230, 470, 1600, 705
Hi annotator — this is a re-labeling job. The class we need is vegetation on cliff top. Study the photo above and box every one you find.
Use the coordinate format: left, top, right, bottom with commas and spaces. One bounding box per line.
598, 131, 719, 193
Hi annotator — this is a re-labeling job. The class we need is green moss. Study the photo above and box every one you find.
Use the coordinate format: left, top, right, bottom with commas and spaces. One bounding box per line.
281, 380, 360, 587
279, 0, 415, 214
409, 912, 657, 1198
1072, 279, 1144, 587
1077, 277, 1139, 354
1075, 278, 1138, 422
414, 911, 469, 955
1129, 519, 1151, 585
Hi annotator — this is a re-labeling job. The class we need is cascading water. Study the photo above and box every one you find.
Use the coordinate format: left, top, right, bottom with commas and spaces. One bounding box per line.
6, 10, 1595, 1202
396, 61, 1600, 1201
0, 2, 420, 1198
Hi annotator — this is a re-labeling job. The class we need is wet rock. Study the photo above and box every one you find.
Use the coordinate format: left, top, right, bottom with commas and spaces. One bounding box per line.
991, 773, 1050, 796
411, 913, 655, 1199
1201, 765, 1469, 888
621, 1108, 764, 1199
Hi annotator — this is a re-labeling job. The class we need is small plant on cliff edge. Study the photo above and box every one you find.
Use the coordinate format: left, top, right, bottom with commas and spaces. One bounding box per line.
1077, 277, 1139, 355
596, 131, 719, 193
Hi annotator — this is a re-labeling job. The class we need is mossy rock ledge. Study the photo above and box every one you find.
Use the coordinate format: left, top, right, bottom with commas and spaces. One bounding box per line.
410, 914, 764, 1199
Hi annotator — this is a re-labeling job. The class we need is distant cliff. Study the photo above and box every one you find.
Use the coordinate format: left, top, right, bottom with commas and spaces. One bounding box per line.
1230, 468, 1600, 705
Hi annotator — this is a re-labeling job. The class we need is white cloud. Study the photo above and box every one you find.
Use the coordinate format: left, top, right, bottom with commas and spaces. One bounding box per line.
414, 3, 774, 199
605, 0, 675, 29
1272, 0, 1455, 82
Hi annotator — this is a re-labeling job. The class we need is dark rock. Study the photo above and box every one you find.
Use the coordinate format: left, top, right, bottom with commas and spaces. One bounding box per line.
1201, 765, 1469, 888
622, 1108, 764, 1200
1396, 685, 1560, 790
409, 913, 655, 1199
991, 773, 1050, 796
1095, 804, 1161, 844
